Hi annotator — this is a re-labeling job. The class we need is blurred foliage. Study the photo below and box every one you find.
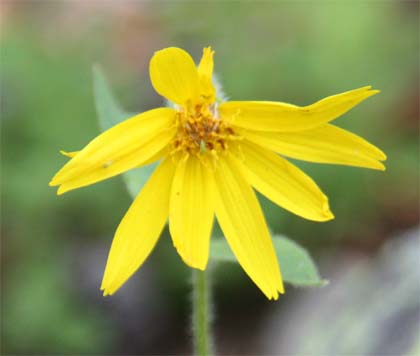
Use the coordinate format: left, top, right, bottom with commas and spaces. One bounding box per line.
1, 1, 418, 355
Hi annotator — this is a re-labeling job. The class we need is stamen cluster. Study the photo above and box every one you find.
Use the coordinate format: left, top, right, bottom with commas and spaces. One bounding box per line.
172, 103, 236, 157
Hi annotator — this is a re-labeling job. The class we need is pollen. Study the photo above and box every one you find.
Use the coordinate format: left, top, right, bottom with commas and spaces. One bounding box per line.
171, 101, 237, 158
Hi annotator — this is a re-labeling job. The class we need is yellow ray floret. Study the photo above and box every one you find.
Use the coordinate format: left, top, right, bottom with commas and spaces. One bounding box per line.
219, 86, 379, 132
238, 141, 334, 222
169, 154, 215, 270
198, 46, 216, 102
150, 47, 200, 106
50, 108, 176, 194
238, 123, 386, 170
101, 157, 175, 296
214, 154, 284, 300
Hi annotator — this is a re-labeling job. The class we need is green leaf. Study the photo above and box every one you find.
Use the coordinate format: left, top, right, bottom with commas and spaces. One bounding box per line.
210, 235, 327, 287
92, 65, 128, 127
92, 65, 157, 199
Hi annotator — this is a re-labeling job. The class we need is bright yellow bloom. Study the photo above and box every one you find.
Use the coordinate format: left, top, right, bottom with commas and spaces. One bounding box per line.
50, 47, 386, 300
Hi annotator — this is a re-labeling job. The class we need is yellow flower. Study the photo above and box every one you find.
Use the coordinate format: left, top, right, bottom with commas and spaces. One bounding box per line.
50, 47, 386, 300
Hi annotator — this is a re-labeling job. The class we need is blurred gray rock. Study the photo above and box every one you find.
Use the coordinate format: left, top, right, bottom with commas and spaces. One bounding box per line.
262, 227, 420, 356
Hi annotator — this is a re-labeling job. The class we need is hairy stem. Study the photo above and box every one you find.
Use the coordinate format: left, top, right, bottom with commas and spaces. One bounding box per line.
192, 269, 213, 356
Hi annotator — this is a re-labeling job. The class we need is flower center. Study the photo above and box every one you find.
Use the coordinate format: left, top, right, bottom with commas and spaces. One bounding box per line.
171, 103, 236, 157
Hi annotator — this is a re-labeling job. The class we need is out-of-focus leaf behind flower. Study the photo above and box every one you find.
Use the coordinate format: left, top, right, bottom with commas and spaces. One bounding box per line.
93, 65, 157, 198
211, 235, 327, 287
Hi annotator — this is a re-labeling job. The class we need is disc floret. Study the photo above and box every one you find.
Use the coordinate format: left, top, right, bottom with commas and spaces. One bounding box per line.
171, 101, 237, 158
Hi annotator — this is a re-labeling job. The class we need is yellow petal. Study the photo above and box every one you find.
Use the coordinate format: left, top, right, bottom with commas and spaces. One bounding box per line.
214, 154, 284, 300
219, 86, 379, 132
50, 108, 176, 193
149, 47, 200, 105
197, 46, 216, 101
239, 124, 386, 170
55, 133, 172, 195
169, 154, 215, 270
101, 157, 175, 296
238, 140, 334, 222
59, 147, 161, 165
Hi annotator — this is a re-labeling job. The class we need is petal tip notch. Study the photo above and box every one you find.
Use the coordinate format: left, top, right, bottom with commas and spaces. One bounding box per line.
378, 149, 387, 162
56, 185, 67, 196
100, 282, 113, 297
321, 196, 335, 221
365, 88, 380, 98
377, 161, 386, 171
265, 284, 285, 301
102, 289, 111, 297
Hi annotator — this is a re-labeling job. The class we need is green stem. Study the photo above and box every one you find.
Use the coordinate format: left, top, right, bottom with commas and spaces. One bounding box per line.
192, 269, 213, 356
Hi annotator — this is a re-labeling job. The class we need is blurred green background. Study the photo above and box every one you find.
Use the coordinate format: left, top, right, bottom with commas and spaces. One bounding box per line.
1, 1, 418, 355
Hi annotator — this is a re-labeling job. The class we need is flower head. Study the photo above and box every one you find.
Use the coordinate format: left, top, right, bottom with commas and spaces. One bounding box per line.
50, 47, 386, 300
